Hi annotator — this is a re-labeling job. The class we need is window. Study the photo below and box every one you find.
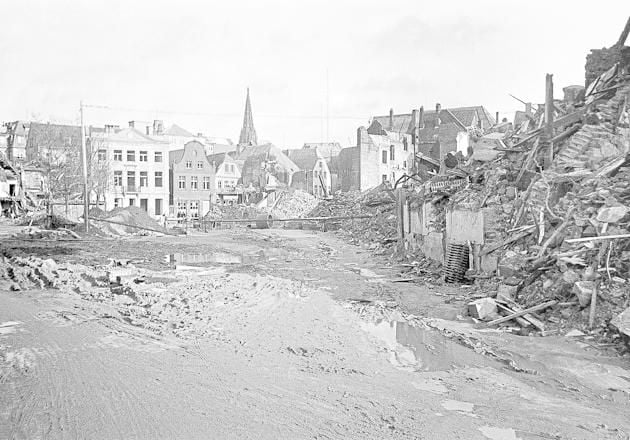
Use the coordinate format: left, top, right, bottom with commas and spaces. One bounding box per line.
154, 151, 163, 162
140, 171, 148, 187
217, 180, 222, 189
403, 137, 408, 151
177, 201, 187, 217
382, 150, 387, 164
127, 171, 135, 188
189, 201, 199, 219
185, 160, 192, 169
178, 176, 186, 189
403, 160, 407, 169
203, 176, 211, 190
140, 198, 148, 211
382, 174, 387, 183
230, 164, 235, 173
139, 151, 148, 162
155, 171, 163, 187
129, 198, 135, 206
155, 199, 163, 215
190, 176, 198, 190
114, 171, 122, 186
98, 149, 107, 161
127, 150, 135, 161
197, 161, 204, 169
114, 150, 122, 161
390, 145, 395, 161
114, 198, 122, 207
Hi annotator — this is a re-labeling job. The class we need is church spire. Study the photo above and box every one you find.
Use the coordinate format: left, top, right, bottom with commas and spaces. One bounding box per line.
238, 87, 257, 146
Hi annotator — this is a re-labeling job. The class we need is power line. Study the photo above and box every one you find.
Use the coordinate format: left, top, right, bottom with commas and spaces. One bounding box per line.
82, 103, 365, 120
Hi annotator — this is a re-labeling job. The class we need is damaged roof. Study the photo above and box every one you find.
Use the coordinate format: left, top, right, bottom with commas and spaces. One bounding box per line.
285, 148, 321, 171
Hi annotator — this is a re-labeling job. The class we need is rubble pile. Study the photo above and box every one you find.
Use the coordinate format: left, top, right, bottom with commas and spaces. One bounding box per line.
15, 211, 78, 229
308, 185, 397, 254
430, 61, 630, 340
203, 204, 261, 222
90, 206, 167, 235
270, 190, 318, 219
10, 227, 79, 240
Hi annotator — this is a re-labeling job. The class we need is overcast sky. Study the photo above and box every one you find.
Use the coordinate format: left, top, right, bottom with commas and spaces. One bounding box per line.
1, 0, 628, 147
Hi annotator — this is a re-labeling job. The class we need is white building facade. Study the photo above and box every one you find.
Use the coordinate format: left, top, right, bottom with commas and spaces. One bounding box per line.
92, 125, 170, 218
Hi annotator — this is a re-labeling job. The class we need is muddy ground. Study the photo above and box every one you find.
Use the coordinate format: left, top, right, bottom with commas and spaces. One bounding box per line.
1, 226, 629, 439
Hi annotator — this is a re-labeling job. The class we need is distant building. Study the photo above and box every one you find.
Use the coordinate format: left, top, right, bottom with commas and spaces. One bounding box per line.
5, 121, 30, 163
207, 152, 242, 204
238, 88, 258, 149
337, 147, 360, 192
345, 104, 495, 191
0, 125, 9, 158
303, 142, 344, 192
169, 140, 216, 218
91, 123, 170, 217
25, 122, 81, 165
237, 143, 299, 191
0, 153, 21, 215
285, 148, 332, 197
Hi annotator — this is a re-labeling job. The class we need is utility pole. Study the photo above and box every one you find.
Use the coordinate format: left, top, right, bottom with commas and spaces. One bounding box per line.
80, 101, 89, 232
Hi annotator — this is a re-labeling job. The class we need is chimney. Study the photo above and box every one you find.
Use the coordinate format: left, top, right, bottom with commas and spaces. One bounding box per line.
419, 106, 425, 129
153, 120, 164, 135
525, 102, 532, 115
128, 121, 135, 128
496, 112, 499, 125
389, 108, 394, 129
435, 103, 441, 128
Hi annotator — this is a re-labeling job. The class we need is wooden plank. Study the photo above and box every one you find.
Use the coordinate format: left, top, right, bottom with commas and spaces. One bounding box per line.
480, 229, 533, 256
486, 300, 557, 326
497, 294, 545, 331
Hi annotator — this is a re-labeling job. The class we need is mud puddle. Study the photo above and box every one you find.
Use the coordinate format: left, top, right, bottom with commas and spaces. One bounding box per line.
166, 252, 263, 266
360, 318, 495, 372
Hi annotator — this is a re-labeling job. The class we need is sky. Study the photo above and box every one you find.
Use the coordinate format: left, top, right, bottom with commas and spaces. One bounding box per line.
1, 0, 628, 148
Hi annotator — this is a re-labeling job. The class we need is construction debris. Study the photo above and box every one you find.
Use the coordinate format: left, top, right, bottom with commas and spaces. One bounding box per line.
395, 26, 630, 343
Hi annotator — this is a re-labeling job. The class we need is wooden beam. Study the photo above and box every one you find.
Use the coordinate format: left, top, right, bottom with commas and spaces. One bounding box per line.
486, 300, 557, 327
545, 74, 554, 167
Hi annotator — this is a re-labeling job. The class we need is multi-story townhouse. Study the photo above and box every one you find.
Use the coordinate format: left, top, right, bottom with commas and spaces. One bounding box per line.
91, 123, 170, 217
207, 152, 242, 204
169, 140, 216, 218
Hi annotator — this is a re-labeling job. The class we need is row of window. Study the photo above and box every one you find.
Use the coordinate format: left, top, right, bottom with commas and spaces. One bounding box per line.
103, 150, 164, 163
113, 198, 163, 215
177, 176, 212, 190
114, 171, 163, 188
177, 200, 200, 218
184, 160, 206, 169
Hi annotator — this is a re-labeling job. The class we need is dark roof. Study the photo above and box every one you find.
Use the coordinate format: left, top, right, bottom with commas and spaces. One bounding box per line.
164, 124, 194, 137
169, 149, 184, 165
303, 142, 344, 159
237, 143, 299, 173
26, 122, 81, 151
417, 121, 465, 153
207, 152, 236, 171
285, 148, 320, 170
372, 106, 495, 135
371, 114, 414, 134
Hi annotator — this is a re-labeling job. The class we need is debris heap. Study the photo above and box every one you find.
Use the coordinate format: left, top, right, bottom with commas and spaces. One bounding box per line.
308, 184, 397, 254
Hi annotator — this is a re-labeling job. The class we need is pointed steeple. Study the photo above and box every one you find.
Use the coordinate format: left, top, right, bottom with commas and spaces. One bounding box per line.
238, 88, 257, 146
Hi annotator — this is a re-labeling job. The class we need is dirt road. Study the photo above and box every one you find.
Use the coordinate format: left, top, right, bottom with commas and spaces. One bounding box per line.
1, 228, 629, 439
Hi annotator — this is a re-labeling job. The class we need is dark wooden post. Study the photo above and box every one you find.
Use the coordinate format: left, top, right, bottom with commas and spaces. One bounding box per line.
544, 74, 554, 168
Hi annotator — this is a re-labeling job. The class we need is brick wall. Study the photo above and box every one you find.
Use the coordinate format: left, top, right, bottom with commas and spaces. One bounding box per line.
585, 46, 623, 87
